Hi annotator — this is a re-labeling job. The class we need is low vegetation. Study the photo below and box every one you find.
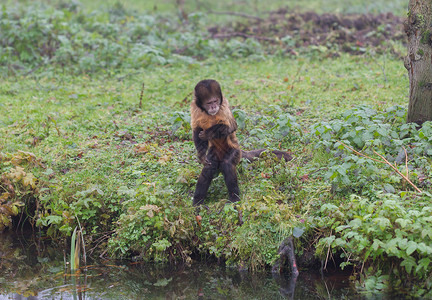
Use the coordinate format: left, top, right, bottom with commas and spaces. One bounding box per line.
1, 0, 431, 297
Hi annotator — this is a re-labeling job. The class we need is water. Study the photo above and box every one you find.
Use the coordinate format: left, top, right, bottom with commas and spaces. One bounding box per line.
0, 231, 361, 299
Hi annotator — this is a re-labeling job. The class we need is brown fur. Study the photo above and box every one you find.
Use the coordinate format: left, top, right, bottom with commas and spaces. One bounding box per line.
191, 96, 239, 162
191, 96, 292, 162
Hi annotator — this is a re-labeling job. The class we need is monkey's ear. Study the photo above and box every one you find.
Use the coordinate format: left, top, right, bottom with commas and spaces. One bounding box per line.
213, 82, 223, 104
194, 94, 206, 112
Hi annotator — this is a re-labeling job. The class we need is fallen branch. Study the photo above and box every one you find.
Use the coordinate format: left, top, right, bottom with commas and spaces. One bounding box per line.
207, 10, 264, 21
212, 32, 277, 42
337, 140, 422, 194
372, 149, 421, 193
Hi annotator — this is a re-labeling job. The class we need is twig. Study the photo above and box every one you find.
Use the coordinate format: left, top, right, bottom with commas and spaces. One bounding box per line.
24, 57, 53, 77
337, 140, 422, 193
336, 140, 381, 163
403, 146, 408, 179
87, 231, 115, 255
116, 71, 140, 81
24, 63, 42, 76
139, 83, 145, 109
372, 150, 421, 193
324, 240, 331, 270
323, 280, 332, 300
212, 32, 276, 42
207, 10, 264, 21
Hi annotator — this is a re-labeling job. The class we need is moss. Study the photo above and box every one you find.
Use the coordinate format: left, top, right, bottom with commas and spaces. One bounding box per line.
416, 14, 426, 27
417, 81, 432, 89
420, 30, 431, 44
417, 48, 424, 56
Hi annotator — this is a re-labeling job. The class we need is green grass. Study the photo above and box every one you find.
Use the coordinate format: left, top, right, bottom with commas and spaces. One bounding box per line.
2, 0, 409, 18
0, 53, 408, 137
43, 0, 409, 16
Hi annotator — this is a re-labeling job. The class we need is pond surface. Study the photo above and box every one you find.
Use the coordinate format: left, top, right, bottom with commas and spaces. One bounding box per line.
0, 231, 362, 299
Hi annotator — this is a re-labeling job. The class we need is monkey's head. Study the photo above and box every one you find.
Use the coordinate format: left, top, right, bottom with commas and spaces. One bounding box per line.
194, 79, 223, 116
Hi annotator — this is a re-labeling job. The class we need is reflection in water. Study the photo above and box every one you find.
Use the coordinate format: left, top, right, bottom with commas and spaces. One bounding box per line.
0, 231, 360, 299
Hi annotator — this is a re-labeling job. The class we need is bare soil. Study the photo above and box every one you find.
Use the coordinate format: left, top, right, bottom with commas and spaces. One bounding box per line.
209, 10, 406, 54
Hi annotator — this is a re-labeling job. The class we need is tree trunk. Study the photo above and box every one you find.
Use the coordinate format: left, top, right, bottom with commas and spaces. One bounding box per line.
405, 0, 432, 125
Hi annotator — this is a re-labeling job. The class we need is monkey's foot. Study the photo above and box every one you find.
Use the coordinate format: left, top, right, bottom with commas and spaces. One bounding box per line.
229, 194, 240, 203
192, 197, 205, 206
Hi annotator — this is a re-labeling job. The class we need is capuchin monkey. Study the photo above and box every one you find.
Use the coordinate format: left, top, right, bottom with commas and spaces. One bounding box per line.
190, 79, 292, 206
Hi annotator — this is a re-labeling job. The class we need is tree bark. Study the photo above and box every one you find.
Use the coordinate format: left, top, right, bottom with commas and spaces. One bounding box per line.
405, 0, 432, 125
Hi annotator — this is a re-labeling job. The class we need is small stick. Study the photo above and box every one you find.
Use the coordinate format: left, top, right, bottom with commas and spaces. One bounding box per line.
336, 140, 422, 193
336, 140, 381, 163
403, 146, 408, 179
372, 150, 421, 193
212, 33, 277, 42
139, 83, 145, 109
207, 10, 264, 21
324, 240, 331, 270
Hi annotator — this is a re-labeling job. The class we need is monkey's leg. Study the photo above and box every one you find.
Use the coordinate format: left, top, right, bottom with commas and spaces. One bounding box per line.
221, 149, 241, 202
193, 163, 218, 206
221, 162, 240, 202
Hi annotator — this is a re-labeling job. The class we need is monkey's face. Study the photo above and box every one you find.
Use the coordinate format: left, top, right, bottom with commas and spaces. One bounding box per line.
194, 79, 223, 115
203, 97, 220, 116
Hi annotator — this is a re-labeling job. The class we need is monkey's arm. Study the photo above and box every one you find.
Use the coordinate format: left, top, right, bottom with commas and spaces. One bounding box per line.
193, 128, 209, 164
199, 123, 237, 140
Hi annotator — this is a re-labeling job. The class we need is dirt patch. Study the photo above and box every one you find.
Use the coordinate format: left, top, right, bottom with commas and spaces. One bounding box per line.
209, 10, 406, 54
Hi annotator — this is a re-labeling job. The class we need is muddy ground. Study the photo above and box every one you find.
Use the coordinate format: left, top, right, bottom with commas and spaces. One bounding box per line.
208, 10, 406, 54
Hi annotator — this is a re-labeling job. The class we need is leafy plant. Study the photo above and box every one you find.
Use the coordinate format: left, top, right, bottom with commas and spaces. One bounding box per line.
317, 193, 432, 296
170, 111, 191, 133
310, 105, 429, 193
108, 188, 195, 262
0, 151, 41, 231
0, 2, 270, 76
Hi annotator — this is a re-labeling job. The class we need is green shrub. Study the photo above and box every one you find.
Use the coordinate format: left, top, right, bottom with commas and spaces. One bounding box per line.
317, 193, 432, 297
311, 105, 431, 194
0, 3, 268, 76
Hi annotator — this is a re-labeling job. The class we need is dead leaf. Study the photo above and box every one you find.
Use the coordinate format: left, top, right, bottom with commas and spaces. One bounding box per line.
169, 225, 176, 236
158, 155, 170, 163
22, 172, 37, 189
140, 204, 161, 218
0, 192, 10, 203
134, 143, 150, 154
7, 166, 26, 182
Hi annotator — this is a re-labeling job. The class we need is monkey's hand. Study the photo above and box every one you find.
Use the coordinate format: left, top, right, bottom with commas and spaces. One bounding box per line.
198, 130, 208, 141
202, 157, 211, 166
